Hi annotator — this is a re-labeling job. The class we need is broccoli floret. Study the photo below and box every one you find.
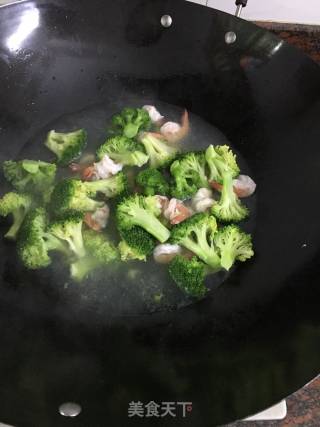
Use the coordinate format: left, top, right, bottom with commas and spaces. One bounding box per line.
0, 192, 33, 239
50, 179, 104, 215
17, 207, 71, 269
3, 160, 56, 193
96, 136, 149, 167
49, 211, 86, 259
136, 168, 170, 196
140, 133, 178, 168
42, 186, 54, 205
170, 213, 221, 270
85, 172, 127, 198
45, 129, 87, 165
84, 229, 119, 262
117, 194, 170, 243
170, 151, 208, 199
118, 226, 156, 259
70, 229, 119, 281
214, 224, 254, 271
111, 107, 151, 139
205, 145, 240, 183
211, 171, 249, 222
51, 173, 126, 215
118, 239, 147, 261
169, 255, 208, 298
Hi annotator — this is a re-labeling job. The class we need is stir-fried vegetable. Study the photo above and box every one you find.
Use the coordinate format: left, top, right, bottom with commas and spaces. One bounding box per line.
0, 104, 255, 301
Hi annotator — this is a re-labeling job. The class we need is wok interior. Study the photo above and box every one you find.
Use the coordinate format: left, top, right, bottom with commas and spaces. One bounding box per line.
0, 97, 256, 315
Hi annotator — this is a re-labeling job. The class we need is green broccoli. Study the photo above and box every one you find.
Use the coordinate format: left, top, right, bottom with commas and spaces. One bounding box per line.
3, 160, 56, 193
49, 211, 86, 259
116, 194, 170, 244
42, 186, 54, 205
211, 171, 249, 222
45, 129, 87, 165
139, 133, 178, 168
205, 144, 240, 183
170, 151, 208, 199
136, 168, 170, 196
85, 172, 127, 198
170, 213, 221, 270
0, 192, 33, 239
214, 224, 254, 271
17, 207, 71, 269
70, 229, 119, 281
118, 226, 156, 260
111, 107, 151, 139
118, 239, 148, 261
96, 136, 149, 167
169, 255, 208, 298
50, 173, 127, 215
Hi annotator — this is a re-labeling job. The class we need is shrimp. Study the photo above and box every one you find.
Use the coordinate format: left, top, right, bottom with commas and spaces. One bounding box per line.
72, 155, 123, 181
160, 110, 190, 143
153, 244, 182, 264
210, 175, 256, 198
233, 175, 256, 198
192, 188, 215, 213
93, 154, 123, 179
163, 198, 193, 225
84, 205, 110, 231
82, 166, 97, 181
143, 105, 164, 124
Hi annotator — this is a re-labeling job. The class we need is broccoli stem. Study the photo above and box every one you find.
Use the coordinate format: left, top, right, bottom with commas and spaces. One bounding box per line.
220, 171, 235, 205
221, 249, 234, 271
44, 234, 71, 257
71, 257, 99, 282
182, 232, 221, 270
67, 233, 86, 258
5, 209, 24, 239
132, 208, 170, 243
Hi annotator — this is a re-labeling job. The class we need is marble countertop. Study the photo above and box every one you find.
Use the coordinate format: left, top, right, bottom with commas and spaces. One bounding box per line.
226, 376, 320, 427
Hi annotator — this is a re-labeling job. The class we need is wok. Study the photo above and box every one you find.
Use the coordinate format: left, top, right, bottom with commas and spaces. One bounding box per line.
0, 0, 320, 426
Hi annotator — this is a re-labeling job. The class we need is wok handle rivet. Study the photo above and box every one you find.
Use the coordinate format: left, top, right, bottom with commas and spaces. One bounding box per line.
225, 31, 237, 44
59, 402, 82, 417
161, 15, 173, 28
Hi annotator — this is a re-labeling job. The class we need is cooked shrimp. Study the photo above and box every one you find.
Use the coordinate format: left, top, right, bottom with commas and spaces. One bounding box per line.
233, 175, 256, 198
160, 110, 190, 143
156, 195, 169, 211
193, 198, 215, 213
153, 244, 182, 264
163, 198, 192, 225
69, 153, 96, 174
210, 175, 256, 198
80, 155, 123, 181
143, 105, 164, 124
94, 154, 123, 179
82, 166, 97, 181
192, 188, 215, 213
84, 205, 110, 231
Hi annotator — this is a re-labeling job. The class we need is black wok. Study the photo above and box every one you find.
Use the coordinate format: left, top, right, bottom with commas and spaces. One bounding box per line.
0, 0, 320, 426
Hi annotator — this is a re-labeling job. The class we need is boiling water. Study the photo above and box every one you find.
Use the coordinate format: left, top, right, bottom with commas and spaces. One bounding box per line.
0, 99, 256, 316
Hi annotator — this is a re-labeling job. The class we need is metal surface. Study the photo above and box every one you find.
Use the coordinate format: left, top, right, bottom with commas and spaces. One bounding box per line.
225, 30, 237, 44
161, 14, 173, 27
58, 403, 82, 418
0, 1, 320, 426
235, 4, 243, 17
